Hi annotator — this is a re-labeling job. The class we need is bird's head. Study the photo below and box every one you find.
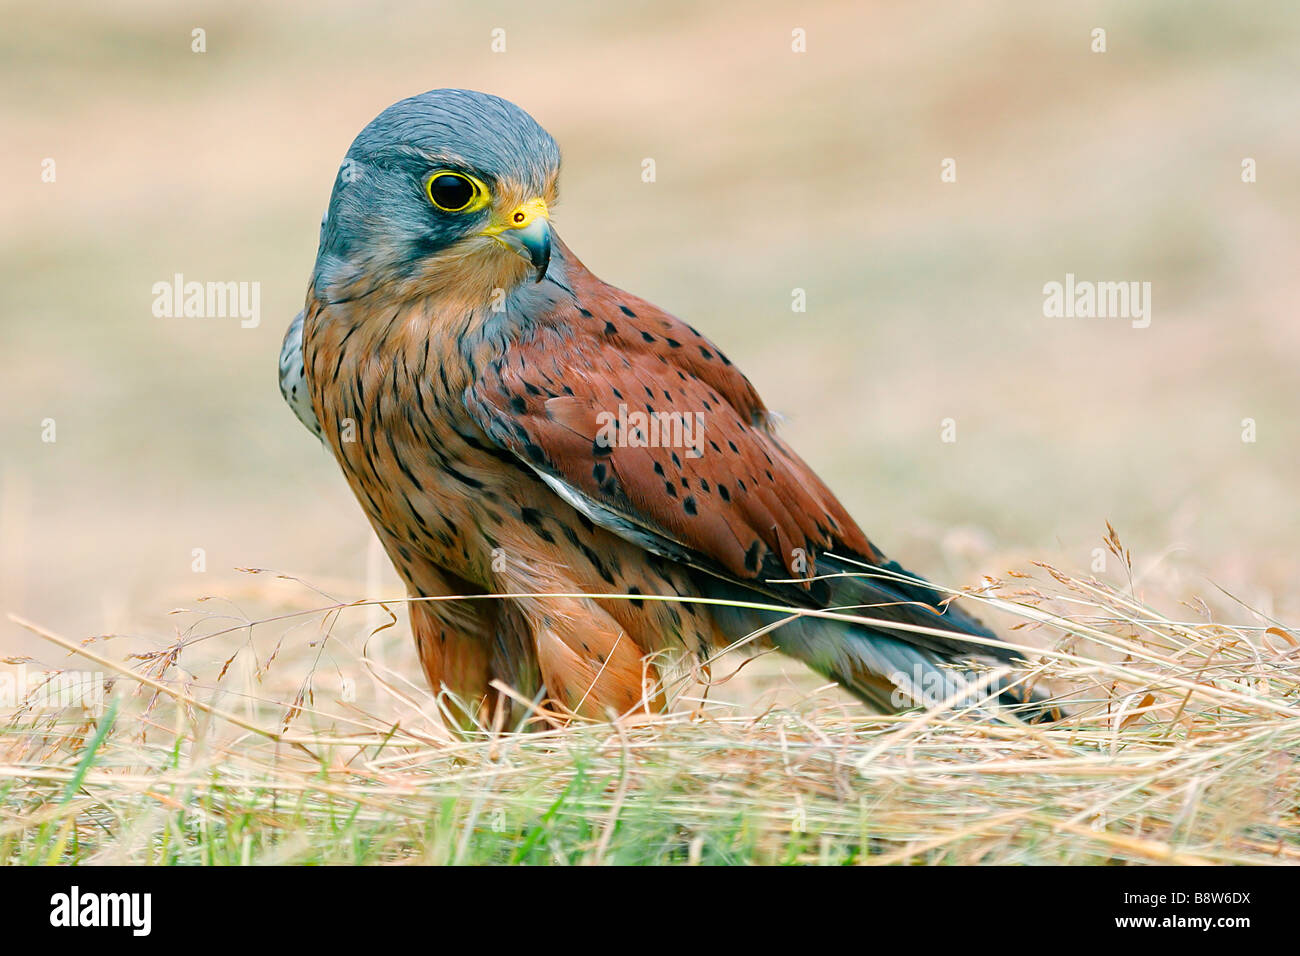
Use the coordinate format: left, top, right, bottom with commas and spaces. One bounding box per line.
313, 89, 561, 307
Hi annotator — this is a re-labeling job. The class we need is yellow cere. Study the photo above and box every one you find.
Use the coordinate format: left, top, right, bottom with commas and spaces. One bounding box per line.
480, 197, 549, 236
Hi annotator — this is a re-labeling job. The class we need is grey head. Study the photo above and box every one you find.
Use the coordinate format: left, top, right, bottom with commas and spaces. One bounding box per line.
312, 89, 562, 300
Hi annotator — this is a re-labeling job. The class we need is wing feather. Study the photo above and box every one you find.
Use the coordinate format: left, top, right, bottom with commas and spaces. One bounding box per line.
464, 244, 880, 608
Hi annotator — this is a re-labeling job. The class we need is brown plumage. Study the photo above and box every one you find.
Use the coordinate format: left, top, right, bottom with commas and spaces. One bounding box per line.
281, 90, 1056, 730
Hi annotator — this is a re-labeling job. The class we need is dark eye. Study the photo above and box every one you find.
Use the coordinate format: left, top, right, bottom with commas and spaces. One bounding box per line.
426, 172, 479, 212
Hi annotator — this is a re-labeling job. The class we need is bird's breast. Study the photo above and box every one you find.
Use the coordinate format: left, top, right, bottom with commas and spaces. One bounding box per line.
301, 297, 530, 586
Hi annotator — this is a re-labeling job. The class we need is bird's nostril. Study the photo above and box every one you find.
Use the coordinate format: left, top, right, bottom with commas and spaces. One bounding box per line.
513, 211, 526, 224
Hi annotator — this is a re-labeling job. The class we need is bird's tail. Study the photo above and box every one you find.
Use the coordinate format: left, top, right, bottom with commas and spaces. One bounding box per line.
698, 556, 1062, 724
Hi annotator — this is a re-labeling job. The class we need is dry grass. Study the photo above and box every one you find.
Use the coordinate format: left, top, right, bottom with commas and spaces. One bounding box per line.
3, 532, 1297, 865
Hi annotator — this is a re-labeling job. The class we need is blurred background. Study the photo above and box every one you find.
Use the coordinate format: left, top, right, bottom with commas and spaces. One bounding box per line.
3, 0, 1298, 700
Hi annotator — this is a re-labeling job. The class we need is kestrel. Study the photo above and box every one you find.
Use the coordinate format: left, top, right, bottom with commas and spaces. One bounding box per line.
280, 89, 1055, 728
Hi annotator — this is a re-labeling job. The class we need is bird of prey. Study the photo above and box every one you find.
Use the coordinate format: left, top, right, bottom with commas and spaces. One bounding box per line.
280, 89, 1053, 728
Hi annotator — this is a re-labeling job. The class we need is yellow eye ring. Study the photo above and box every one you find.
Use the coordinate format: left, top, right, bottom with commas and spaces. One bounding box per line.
425, 170, 491, 214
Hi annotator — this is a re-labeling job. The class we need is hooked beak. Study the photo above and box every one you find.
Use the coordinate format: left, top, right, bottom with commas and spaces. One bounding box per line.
482, 198, 551, 282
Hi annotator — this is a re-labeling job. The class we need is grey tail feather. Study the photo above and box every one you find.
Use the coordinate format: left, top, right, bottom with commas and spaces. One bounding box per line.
696, 569, 1064, 724
774, 621, 1062, 724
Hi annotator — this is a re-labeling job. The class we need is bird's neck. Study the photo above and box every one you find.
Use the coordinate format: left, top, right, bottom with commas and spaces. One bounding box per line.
307, 234, 581, 367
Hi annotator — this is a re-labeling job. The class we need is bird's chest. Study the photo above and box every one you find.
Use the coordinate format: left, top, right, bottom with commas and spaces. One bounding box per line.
304, 312, 521, 585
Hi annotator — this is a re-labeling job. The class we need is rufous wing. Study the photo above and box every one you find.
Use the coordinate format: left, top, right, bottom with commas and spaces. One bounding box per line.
465, 252, 880, 608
